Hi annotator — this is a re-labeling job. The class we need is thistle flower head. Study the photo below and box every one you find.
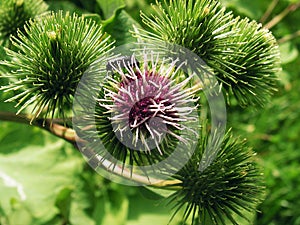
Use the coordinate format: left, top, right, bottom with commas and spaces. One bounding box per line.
0, 11, 112, 122
137, 0, 281, 106
0, 0, 48, 46
98, 52, 201, 160
168, 128, 264, 225
72, 46, 203, 180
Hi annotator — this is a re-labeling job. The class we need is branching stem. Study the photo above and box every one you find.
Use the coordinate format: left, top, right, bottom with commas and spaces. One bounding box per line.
260, 0, 279, 24
264, 2, 300, 29
278, 30, 300, 44
0, 111, 76, 144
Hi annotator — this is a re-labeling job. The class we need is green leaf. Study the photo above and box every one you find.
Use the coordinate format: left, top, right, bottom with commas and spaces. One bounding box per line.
96, 0, 125, 20
279, 42, 299, 64
7, 198, 33, 225
55, 187, 73, 221
0, 125, 44, 155
47, 0, 87, 15
83, 13, 102, 24
220, 0, 268, 20
126, 190, 185, 225
0, 127, 84, 225
103, 10, 141, 46
68, 177, 130, 225
138, 186, 167, 200
96, 189, 129, 225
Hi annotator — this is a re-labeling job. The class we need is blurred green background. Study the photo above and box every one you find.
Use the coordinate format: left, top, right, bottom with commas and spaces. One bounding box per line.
1, 0, 300, 224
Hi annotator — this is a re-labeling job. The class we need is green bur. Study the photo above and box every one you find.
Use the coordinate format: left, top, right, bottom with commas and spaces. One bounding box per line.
1, 11, 112, 122
167, 128, 264, 225
137, 0, 281, 106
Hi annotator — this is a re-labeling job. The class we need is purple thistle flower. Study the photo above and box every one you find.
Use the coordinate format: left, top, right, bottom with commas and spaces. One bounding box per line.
99, 53, 201, 155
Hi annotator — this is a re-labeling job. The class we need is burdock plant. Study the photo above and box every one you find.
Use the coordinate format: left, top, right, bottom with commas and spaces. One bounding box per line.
71, 43, 264, 224
0, 0, 281, 224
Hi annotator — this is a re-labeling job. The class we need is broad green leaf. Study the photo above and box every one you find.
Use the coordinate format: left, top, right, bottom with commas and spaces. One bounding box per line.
103, 10, 141, 46
96, 0, 125, 20
138, 186, 168, 200
126, 190, 185, 225
5, 198, 33, 225
55, 187, 73, 221
76, 0, 100, 14
0, 129, 84, 225
0, 125, 44, 155
96, 189, 128, 225
279, 42, 299, 64
220, 0, 268, 20
69, 176, 130, 225
83, 13, 102, 24
47, 1, 87, 15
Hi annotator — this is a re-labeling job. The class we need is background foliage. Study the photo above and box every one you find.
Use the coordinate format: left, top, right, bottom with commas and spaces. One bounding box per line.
0, 0, 299, 224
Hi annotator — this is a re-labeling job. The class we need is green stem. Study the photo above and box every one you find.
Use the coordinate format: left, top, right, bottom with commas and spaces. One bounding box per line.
264, 3, 300, 29
0, 111, 182, 189
260, 0, 279, 24
0, 111, 36, 125
278, 30, 300, 44
0, 111, 76, 144
149, 180, 182, 190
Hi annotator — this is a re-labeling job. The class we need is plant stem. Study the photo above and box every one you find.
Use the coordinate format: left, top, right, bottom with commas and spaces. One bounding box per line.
150, 180, 182, 190
0, 111, 35, 125
0, 111, 77, 144
260, 0, 279, 24
278, 30, 300, 44
264, 3, 300, 29
0, 111, 182, 189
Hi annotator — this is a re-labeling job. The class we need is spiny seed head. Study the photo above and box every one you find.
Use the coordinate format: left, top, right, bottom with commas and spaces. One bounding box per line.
168, 128, 264, 225
0, 11, 113, 122
94, 53, 201, 165
220, 18, 281, 106
0, 0, 48, 46
137, 0, 281, 107
139, 0, 235, 60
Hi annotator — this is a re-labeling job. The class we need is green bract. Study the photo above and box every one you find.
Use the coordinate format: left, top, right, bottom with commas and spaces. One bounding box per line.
0, 11, 112, 121
137, 0, 281, 106
0, 0, 48, 46
168, 128, 264, 225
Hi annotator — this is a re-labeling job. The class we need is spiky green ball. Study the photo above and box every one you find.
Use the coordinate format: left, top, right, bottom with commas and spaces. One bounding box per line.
0, 11, 112, 121
140, 0, 235, 62
138, 0, 281, 106
0, 0, 48, 46
220, 18, 280, 106
167, 128, 264, 225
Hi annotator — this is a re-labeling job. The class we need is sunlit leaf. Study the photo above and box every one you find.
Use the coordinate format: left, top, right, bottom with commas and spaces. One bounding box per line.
103, 10, 140, 45
0, 129, 83, 224
279, 42, 299, 64
96, 0, 125, 20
